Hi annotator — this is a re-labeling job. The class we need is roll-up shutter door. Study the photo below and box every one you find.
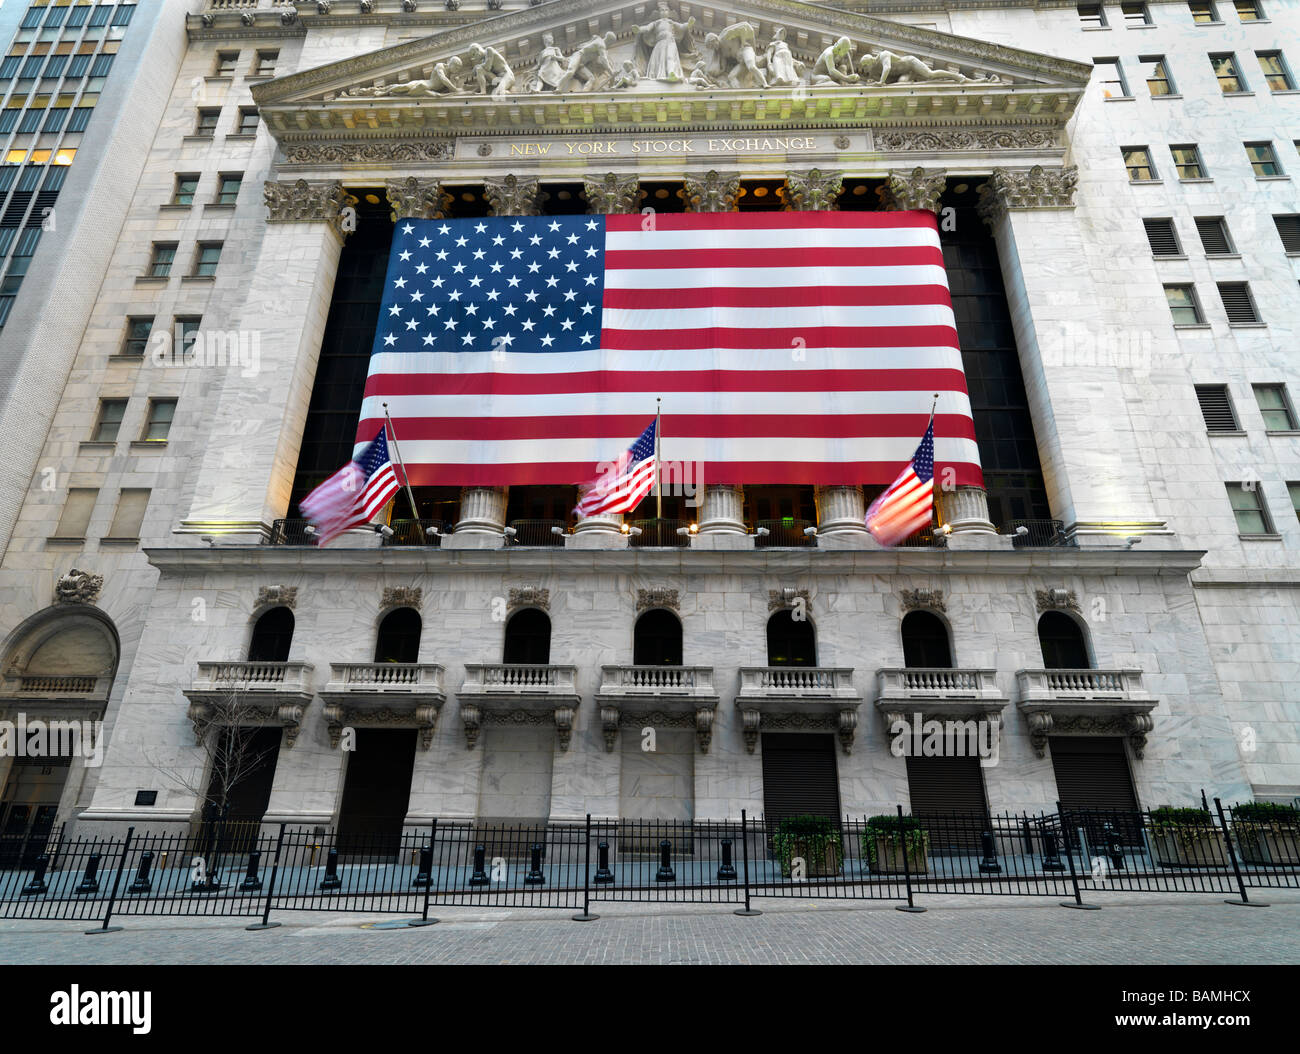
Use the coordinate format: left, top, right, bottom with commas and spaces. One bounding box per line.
760, 733, 840, 824
904, 754, 989, 850
1050, 736, 1141, 845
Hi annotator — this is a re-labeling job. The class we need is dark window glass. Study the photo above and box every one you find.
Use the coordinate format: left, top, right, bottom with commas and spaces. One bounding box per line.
374, 607, 421, 664
248, 607, 294, 662
901, 611, 953, 668
767, 610, 816, 666
66, 106, 92, 131
633, 609, 683, 666
1038, 612, 1090, 669
503, 608, 551, 665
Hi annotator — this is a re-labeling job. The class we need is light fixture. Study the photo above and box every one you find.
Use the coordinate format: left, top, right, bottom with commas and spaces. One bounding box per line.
1125, 536, 1142, 549
620, 522, 631, 534
304, 525, 318, 536
689, 523, 698, 534
425, 525, 440, 537
629, 526, 643, 537
755, 527, 770, 537
939, 524, 953, 535
1014, 525, 1029, 537
377, 525, 395, 538
550, 526, 565, 536
677, 527, 690, 536
503, 526, 517, 538
803, 526, 818, 537
200, 535, 216, 546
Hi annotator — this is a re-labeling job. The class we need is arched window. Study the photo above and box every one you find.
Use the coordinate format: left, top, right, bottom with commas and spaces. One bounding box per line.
634, 609, 682, 666
1038, 611, 1090, 669
901, 611, 953, 668
767, 610, 816, 666
503, 608, 551, 665
374, 608, 421, 664
248, 607, 294, 663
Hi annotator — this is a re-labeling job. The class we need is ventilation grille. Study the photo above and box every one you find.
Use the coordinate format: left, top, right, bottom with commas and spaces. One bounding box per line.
1218, 282, 1259, 324
1195, 217, 1233, 254
1195, 385, 1238, 431
1142, 217, 1180, 255
1275, 214, 1300, 253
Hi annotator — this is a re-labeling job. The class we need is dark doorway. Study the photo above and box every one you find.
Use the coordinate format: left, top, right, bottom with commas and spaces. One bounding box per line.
201, 726, 281, 853
633, 609, 682, 665
760, 733, 840, 824
248, 607, 294, 662
375, 607, 421, 664
1051, 736, 1142, 845
1038, 611, 1090, 669
503, 608, 551, 664
766, 610, 816, 666
904, 754, 989, 851
901, 611, 953, 668
336, 729, 418, 854
0, 757, 69, 869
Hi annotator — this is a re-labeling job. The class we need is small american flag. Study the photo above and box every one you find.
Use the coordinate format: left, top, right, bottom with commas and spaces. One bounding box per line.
574, 419, 658, 517
865, 421, 936, 547
299, 428, 401, 546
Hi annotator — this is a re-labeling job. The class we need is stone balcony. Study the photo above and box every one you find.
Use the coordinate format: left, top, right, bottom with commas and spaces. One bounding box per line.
457, 663, 581, 750
594, 665, 720, 753
184, 661, 315, 748
319, 663, 446, 750
873, 667, 1010, 736
733, 666, 862, 755
1015, 668, 1157, 758
0, 672, 114, 723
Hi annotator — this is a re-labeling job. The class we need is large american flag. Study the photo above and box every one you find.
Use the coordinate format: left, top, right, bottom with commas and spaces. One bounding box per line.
357, 212, 980, 487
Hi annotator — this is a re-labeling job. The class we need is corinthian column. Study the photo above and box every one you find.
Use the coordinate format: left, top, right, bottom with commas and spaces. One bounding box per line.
385, 176, 452, 220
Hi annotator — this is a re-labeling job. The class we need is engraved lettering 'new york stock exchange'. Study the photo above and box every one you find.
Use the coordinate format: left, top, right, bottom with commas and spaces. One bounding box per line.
462, 134, 842, 161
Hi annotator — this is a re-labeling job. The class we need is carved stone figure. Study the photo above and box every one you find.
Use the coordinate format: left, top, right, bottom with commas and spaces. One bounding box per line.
526, 32, 567, 93
763, 27, 805, 87
347, 56, 464, 98
860, 49, 984, 86
612, 60, 640, 89
632, 1, 696, 82
557, 32, 617, 92
466, 43, 515, 98
715, 21, 766, 89
810, 36, 859, 86
54, 568, 103, 605
688, 32, 723, 88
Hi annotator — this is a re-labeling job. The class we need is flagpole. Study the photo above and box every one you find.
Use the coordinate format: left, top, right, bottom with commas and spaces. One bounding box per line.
655, 397, 662, 520
382, 402, 422, 522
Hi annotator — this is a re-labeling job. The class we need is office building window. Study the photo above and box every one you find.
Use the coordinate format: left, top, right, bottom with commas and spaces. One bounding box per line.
1121, 2, 1152, 23
1218, 282, 1261, 324
215, 51, 239, 76
1195, 385, 1239, 431
236, 108, 259, 135
143, 399, 176, 442
1142, 217, 1181, 255
195, 108, 219, 136
1123, 146, 1157, 180
121, 316, 153, 357
1141, 55, 1175, 94
1245, 141, 1282, 176
215, 173, 242, 205
1210, 53, 1246, 92
1078, 4, 1108, 26
1227, 484, 1272, 534
1257, 51, 1295, 91
105, 489, 149, 540
192, 242, 222, 277
1095, 58, 1130, 97
1253, 385, 1297, 430
147, 243, 176, 278
1194, 216, 1234, 254
1233, 0, 1263, 20
1287, 483, 1300, 522
53, 488, 98, 539
1274, 214, 1300, 253
92, 399, 127, 443
1188, 1, 1219, 21
173, 174, 198, 206
1165, 284, 1203, 324
256, 50, 278, 76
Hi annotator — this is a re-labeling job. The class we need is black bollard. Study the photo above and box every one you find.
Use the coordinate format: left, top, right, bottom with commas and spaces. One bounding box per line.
1104, 823, 1126, 872
1041, 830, 1066, 872
75, 853, 101, 894
319, 847, 342, 890
128, 851, 154, 894
594, 840, 614, 884
717, 838, 737, 881
413, 844, 432, 888
656, 839, 676, 883
468, 844, 490, 886
978, 830, 1002, 874
20, 854, 49, 896
1022, 818, 1034, 854
240, 850, 263, 892
524, 843, 546, 885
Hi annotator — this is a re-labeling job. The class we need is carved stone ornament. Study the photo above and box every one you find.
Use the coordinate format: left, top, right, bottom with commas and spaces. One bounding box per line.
784, 169, 843, 211
282, 141, 454, 165
1036, 588, 1080, 613
200, 13, 214, 27
584, 173, 641, 216
358, 0, 372, 11
876, 128, 1057, 153
279, 6, 297, 25
264, 179, 357, 233
256, 586, 298, 610
977, 165, 1080, 227
878, 167, 947, 213
484, 174, 544, 216
1025, 710, 1153, 759
838, 709, 858, 755
636, 588, 679, 614
680, 171, 741, 213
188, 701, 304, 748
859, 49, 1000, 87
240, 11, 254, 26
509, 587, 549, 612
316, 0, 331, 13
555, 706, 576, 751
345, 57, 465, 99
54, 568, 103, 605
696, 707, 715, 754
323, 702, 440, 750
461, 702, 481, 748
466, 43, 516, 98
382, 586, 422, 610
739, 709, 841, 753
900, 588, 945, 614
385, 177, 452, 221
768, 587, 810, 612
600, 705, 620, 752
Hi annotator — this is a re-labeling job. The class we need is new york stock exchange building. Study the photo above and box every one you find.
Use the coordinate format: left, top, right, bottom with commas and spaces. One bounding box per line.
0, 0, 1297, 848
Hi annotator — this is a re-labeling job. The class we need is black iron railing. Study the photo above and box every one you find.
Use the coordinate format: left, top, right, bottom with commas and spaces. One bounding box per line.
895, 528, 948, 549
506, 519, 568, 547
265, 519, 318, 546
626, 518, 691, 548
1003, 518, 1075, 548
381, 519, 448, 547
752, 519, 816, 547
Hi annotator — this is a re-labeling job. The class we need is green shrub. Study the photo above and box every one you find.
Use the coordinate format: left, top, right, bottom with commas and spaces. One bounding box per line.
1232, 801, 1299, 823
861, 814, 928, 868
771, 815, 843, 876
1148, 806, 1212, 827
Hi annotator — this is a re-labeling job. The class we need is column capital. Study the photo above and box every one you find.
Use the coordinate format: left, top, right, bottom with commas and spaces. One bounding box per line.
877, 167, 947, 213
680, 170, 741, 213
264, 179, 357, 234
784, 169, 844, 211
484, 175, 546, 216
584, 173, 641, 215
977, 164, 1079, 228
385, 176, 452, 220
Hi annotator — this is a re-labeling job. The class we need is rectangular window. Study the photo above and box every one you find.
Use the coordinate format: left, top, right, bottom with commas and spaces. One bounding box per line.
42, 106, 67, 132
67, 54, 90, 77
66, 6, 89, 28
67, 106, 91, 132
1288, 483, 1300, 522
1194, 216, 1235, 254
53, 488, 97, 539
142, 399, 176, 442
174, 316, 202, 362
1142, 217, 1181, 255
147, 242, 176, 278
1195, 385, 1239, 431
1211, 53, 1246, 92
89, 6, 111, 28
0, 111, 18, 135
195, 108, 219, 136
89, 54, 112, 77
1245, 141, 1282, 176
215, 173, 241, 205
1227, 483, 1272, 534
92, 398, 126, 442
1257, 52, 1295, 91
1141, 55, 1175, 94
105, 488, 149, 540
1254, 384, 1297, 430
1078, 3, 1107, 26
43, 54, 67, 79
0, 56, 21, 79
1165, 283, 1203, 324
20, 55, 43, 78
17, 109, 44, 133
191, 241, 221, 277
1233, 0, 1263, 19
1218, 282, 1260, 324
236, 108, 258, 135
121, 315, 153, 357
1123, 146, 1157, 180
255, 50, 278, 76
1274, 214, 1300, 253
172, 174, 198, 206
215, 51, 239, 76
21, 9, 44, 30
1121, 1, 1152, 23
42, 6, 67, 27
1095, 58, 1130, 97
1189, 1, 1219, 21
111, 5, 135, 26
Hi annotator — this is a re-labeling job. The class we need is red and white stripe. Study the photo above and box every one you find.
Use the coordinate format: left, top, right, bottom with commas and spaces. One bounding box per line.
865, 467, 934, 547
574, 454, 658, 517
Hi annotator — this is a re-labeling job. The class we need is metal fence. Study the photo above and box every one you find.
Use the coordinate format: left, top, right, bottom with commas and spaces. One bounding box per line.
2, 798, 1295, 929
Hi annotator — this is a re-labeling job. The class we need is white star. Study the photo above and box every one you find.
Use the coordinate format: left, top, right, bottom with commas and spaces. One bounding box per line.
545, 276, 560, 288
507, 276, 521, 288
540, 334, 556, 347
525, 290, 539, 302
542, 305, 557, 317
431, 277, 445, 288
584, 274, 598, 285
444, 318, 458, 330
547, 247, 561, 259
401, 223, 414, 235
585, 246, 598, 258
465, 303, 478, 315
527, 262, 542, 273
405, 319, 419, 331
462, 333, 475, 345
418, 237, 431, 248
482, 317, 496, 330
529, 235, 542, 246
492, 235, 505, 246
393, 277, 407, 288
475, 222, 487, 234
438, 224, 450, 235
580, 332, 595, 344
448, 289, 462, 301
422, 333, 435, 346
561, 318, 575, 331
472, 249, 486, 261
565, 261, 579, 272
563, 289, 577, 301
469, 276, 483, 287
456, 236, 468, 247
521, 319, 536, 331
548, 221, 561, 232
389, 304, 403, 316
426, 304, 439, 316
384, 333, 397, 346
399, 250, 412, 261
504, 304, 518, 316
486, 288, 500, 301
497, 333, 515, 348
586, 220, 599, 230
566, 233, 579, 245
490, 262, 504, 273
510, 248, 524, 260
436, 250, 449, 261
415, 263, 429, 274
511, 221, 524, 233
410, 290, 424, 302
580, 302, 595, 315
453, 263, 466, 274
